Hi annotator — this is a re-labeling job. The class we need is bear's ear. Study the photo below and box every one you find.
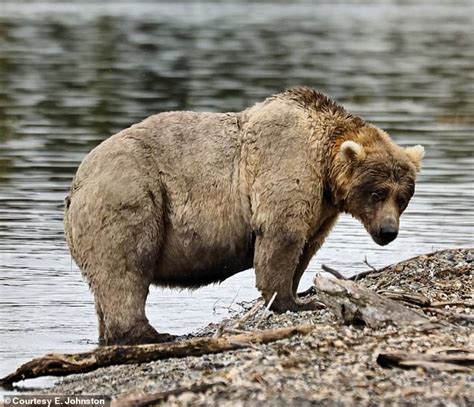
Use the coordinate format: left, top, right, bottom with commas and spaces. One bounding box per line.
404, 145, 425, 171
339, 140, 366, 162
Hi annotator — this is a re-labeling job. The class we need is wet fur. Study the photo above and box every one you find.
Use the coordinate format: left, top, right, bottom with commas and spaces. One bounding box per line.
64, 87, 422, 345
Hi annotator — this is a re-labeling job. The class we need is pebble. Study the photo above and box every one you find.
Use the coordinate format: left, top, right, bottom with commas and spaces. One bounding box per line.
45, 248, 472, 406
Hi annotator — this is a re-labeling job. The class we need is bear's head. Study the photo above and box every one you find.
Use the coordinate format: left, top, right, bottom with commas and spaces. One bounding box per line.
332, 126, 424, 246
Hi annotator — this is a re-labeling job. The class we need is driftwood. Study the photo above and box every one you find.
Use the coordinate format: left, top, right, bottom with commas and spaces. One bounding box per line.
111, 381, 226, 407
313, 274, 430, 328
320, 263, 381, 281
0, 325, 312, 387
232, 300, 264, 330
321, 264, 348, 280
377, 350, 474, 372
255, 292, 277, 329
377, 290, 432, 307
297, 286, 317, 298
214, 299, 265, 337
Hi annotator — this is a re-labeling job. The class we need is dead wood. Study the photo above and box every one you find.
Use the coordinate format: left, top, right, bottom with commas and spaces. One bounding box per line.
214, 299, 265, 337
427, 347, 472, 355
377, 351, 474, 372
0, 325, 312, 387
297, 286, 317, 298
111, 381, 226, 407
377, 290, 432, 307
349, 268, 383, 281
255, 292, 277, 329
397, 361, 472, 372
321, 264, 347, 280
313, 274, 431, 328
232, 300, 264, 329
363, 256, 379, 273
319, 263, 381, 281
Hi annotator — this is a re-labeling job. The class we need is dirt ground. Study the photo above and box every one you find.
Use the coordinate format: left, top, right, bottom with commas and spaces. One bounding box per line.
32, 247, 471, 406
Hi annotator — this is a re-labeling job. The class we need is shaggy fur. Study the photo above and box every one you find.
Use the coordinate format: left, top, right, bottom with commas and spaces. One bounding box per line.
64, 87, 424, 345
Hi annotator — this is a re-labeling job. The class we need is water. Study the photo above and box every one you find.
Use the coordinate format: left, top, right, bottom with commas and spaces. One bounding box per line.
0, 0, 473, 391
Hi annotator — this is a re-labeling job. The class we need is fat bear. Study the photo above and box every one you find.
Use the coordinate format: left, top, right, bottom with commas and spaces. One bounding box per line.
64, 87, 424, 345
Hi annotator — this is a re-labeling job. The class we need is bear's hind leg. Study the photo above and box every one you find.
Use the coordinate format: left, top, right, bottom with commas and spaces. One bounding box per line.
66, 175, 175, 345
92, 275, 174, 345
88, 203, 175, 345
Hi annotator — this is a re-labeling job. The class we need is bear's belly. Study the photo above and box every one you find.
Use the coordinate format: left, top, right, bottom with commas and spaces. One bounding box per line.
154, 226, 255, 288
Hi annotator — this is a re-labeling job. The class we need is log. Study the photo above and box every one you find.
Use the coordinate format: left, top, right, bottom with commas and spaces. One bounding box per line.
0, 325, 312, 387
377, 351, 474, 372
313, 274, 430, 328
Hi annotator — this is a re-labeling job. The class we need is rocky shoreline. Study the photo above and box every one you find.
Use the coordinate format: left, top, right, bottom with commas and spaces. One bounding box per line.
13, 248, 474, 405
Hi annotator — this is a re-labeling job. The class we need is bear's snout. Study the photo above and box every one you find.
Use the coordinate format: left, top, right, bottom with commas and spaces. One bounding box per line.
377, 224, 399, 246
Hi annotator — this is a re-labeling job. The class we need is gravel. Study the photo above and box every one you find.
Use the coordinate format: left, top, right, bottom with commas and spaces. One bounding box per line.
47, 248, 473, 406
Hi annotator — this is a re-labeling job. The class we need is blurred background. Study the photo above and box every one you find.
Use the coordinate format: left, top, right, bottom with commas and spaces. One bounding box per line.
0, 0, 473, 388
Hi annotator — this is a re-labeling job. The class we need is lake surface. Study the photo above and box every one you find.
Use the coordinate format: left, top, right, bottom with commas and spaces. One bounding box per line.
0, 0, 473, 390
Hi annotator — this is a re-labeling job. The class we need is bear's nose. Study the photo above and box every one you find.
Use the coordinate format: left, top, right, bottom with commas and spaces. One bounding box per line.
379, 225, 398, 243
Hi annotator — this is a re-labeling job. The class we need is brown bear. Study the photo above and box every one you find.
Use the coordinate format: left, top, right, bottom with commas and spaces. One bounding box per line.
64, 87, 424, 345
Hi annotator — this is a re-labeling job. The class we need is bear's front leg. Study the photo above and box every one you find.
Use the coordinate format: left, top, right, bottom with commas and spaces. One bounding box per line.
254, 227, 321, 312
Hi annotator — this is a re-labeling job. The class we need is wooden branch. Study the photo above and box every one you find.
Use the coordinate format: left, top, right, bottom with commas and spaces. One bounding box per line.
255, 292, 277, 329
363, 256, 379, 273
313, 274, 430, 328
319, 263, 380, 282
377, 290, 431, 307
232, 300, 264, 329
111, 381, 226, 407
377, 351, 474, 372
321, 264, 347, 280
297, 286, 317, 298
349, 268, 383, 281
0, 325, 312, 387
426, 347, 473, 355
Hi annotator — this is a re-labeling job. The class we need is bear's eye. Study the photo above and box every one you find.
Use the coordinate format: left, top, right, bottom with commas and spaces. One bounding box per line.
397, 196, 409, 212
370, 191, 385, 203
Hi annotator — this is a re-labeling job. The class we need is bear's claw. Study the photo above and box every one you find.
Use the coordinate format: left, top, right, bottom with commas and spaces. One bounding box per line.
270, 298, 325, 313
